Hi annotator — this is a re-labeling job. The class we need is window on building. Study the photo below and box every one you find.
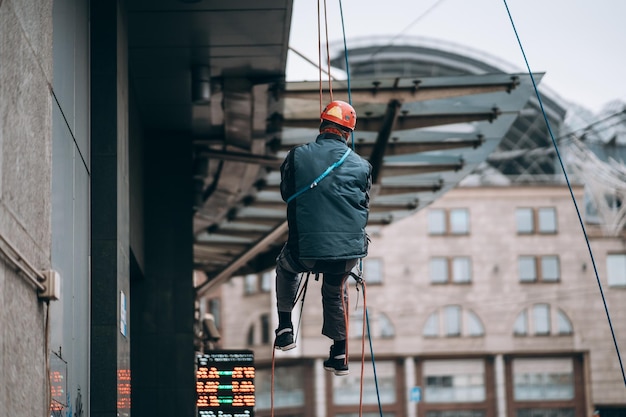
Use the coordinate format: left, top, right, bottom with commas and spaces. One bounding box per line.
246, 325, 254, 346
256, 366, 306, 410
514, 310, 528, 336
607, 253, 626, 287
445, 306, 462, 336
512, 358, 574, 401
538, 207, 557, 233
244, 274, 257, 295
453, 257, 472, 283
512, 304, 573, 337
260, 271, 272, 293
429, 209, 447, 235
556, 309, 573, 335
541, 256, 560, 282
428, 208, 470, 235
430, 257, 448, 284
260, 313, 270, 345
516, 208, 534, 234
430, 257, 472, 284
516, 207, 557, 234
467, 311, 484, 337
533, 304, 550, 335
518, 256, 560, 283
450, 208, 470, 234
519, 256, 537, 282
423, 359, 486, 403
423, 306, 484, 338
246, 313, 272, 346
363, 258, 383, 284
333, 360, 396, 406
350, 309, 395, 339
423, 312, 439, 337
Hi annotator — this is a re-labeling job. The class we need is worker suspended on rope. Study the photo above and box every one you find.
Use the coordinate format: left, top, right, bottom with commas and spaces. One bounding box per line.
274, 100, 372, 376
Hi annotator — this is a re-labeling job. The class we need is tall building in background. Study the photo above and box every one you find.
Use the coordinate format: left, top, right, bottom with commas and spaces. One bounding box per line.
202, 37, 626, 417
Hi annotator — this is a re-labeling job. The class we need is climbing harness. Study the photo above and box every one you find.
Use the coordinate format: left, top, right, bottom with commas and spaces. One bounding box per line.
502, 0, 626, 387
286, 148, 352, 204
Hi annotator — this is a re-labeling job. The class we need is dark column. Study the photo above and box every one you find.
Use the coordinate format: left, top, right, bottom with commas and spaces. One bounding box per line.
131, 131, 194, 416
90, 1, 130, 416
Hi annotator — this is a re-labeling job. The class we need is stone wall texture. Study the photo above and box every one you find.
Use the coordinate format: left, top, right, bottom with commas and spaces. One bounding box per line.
0, 0, 54, 416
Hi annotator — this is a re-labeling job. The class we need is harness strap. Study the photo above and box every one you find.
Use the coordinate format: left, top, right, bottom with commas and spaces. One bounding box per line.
286, 148, 352, 204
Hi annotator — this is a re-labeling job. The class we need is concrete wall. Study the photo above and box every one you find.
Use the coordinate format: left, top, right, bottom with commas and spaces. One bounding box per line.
0, 0, 53, 416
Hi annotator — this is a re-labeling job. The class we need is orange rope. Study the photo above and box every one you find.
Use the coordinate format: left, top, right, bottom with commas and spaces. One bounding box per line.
317, 0, 323, 115
359, 280, 368, 417
270, 346, 276, 417
341, 275, 350, 366
323, 0, 333, 102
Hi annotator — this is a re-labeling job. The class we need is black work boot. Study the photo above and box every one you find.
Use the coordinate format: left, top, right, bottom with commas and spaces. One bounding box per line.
323, 343, 349, 376
274, 327, 296, 351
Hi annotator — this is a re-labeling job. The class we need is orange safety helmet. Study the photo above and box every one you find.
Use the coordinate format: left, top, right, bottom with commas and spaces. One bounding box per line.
320, 100, 357, 131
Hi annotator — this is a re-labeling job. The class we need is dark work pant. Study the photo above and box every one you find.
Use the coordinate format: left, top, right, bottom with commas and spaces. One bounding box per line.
275, 244, 358, 341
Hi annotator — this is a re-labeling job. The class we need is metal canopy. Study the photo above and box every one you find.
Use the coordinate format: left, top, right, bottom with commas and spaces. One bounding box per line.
126, 2, 540, 294
194, 73, 541, 295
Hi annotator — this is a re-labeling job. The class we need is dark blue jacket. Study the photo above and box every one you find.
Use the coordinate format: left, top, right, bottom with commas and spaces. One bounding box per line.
281, 133, 372, 260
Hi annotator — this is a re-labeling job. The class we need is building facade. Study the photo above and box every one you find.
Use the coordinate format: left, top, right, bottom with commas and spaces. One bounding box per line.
209, 184, 626, 417
197, 34, 626, 417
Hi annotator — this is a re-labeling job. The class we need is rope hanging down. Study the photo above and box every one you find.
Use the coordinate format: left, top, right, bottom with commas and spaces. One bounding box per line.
273, 3, 385, 417
502, 0, 626, 388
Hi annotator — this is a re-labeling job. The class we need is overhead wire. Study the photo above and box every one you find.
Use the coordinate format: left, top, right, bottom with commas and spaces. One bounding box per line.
502, 0, 626, 388
365, 0, 448, 60
337, 2, 384, 415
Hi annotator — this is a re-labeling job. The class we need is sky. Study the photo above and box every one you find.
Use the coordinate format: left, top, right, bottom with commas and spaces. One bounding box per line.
286, 0, 626, 114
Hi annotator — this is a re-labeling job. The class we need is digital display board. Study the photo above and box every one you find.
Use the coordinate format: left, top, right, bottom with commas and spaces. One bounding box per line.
196, 350, 255, 417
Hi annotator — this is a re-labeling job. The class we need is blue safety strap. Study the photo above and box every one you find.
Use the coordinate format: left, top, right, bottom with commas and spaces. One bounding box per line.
286, 148, 352, 204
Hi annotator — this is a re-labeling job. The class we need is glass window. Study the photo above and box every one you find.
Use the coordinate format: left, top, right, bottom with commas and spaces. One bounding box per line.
333, 361, 396, 405
246, 325, 254, 346
513, 358, 574, 401
207, 298, 221, 328
514, 305, 573, 337
260, 314, 270, 345
541, 256, 560, 282
533, 304, 550, 335
450, 208, 470, 234
423, 359, 486, 403
260, 271, 272, 292
379, 313, 395, 338
514, 408, 574, 417
516, 208, 534, 234
430, 257, 448, 283
423, 312, 439, 337
519, 256, 537, 282
452, 257, 472, 283
363, 258, 383, 284
426, 412, 485, 417
514, 310, 528, 336
422, 312, 439, 337
350, 309, 395, 339
445, 305, 461, 337
429, 209, 447, 235
466, 311, 484, 336
244, 274, 257, 294
607, 254, 626, 286
556, 310, 573, 335
538, 208, 557, 233
256, 366, 305, 409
